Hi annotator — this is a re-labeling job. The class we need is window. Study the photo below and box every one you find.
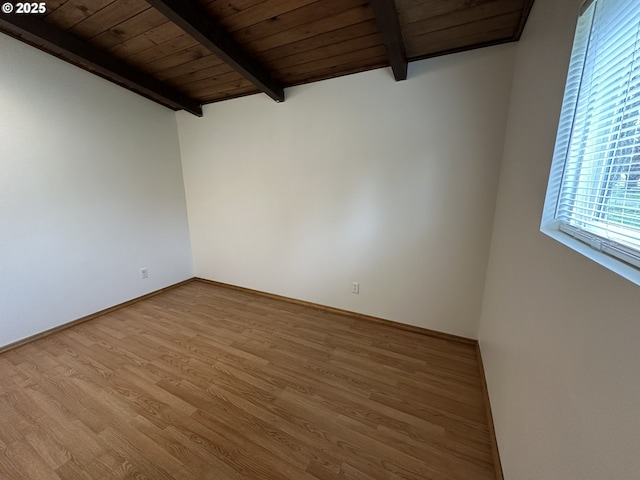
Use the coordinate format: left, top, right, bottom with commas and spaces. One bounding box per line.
542, 0, 640, 282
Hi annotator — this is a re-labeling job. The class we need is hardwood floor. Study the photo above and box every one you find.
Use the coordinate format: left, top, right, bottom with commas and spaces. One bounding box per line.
0, 280, 497, 479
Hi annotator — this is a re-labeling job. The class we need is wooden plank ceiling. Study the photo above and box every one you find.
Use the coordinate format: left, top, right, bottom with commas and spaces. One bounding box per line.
0, 0, 534, 116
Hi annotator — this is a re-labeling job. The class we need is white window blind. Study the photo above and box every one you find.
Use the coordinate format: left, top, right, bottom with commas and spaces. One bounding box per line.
543, 0, 640, 270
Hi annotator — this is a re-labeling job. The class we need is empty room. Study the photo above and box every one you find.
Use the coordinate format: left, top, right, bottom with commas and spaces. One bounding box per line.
1, 0, 639, 478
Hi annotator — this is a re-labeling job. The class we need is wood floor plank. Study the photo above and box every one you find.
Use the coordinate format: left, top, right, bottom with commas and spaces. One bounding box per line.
0, 280, 498, 479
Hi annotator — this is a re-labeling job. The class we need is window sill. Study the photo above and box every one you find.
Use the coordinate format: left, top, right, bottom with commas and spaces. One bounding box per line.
540, 226, 640, 287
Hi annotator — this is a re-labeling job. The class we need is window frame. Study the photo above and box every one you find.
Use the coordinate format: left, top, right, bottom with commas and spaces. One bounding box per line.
541, 0, 640, 285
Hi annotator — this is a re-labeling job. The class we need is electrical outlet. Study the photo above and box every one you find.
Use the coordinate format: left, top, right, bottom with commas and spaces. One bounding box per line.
140, 267, 149, 279
351, 281, 359, 294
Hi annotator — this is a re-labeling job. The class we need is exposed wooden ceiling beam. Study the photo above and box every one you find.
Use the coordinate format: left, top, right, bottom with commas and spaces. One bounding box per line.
146, 0, 285, 103
370, 0, 408, 81
0, 14, 203, 116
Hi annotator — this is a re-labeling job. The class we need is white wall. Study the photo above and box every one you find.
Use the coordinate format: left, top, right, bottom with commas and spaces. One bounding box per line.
478, 0, 640, 478
177, 45, 515, 338
0, 33, 193, 347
